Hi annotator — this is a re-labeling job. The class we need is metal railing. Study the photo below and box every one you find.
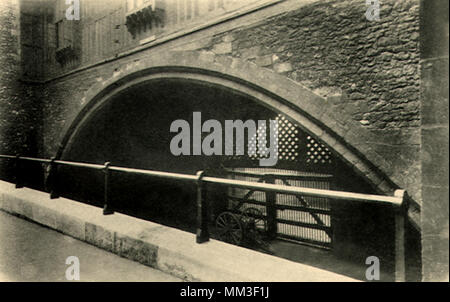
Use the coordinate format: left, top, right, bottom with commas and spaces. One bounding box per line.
0, 154, 408, 281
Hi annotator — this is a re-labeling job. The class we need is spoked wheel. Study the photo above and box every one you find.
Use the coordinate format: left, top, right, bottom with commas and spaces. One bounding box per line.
215, 212, 243, 245
243, 207, 266, 232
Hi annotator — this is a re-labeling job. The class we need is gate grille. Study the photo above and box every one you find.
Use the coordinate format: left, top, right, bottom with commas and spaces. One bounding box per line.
228, 168, 333, 249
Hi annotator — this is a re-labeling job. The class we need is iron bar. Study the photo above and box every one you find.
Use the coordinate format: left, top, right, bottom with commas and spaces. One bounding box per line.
196, 170, 209, 243
14, 155, 23, 189
224, 168, 333, 181
110, 166, 198, 182
202, 176, 404, 206
275, 218, 332, 231
265, 175, 277, 239
394, 189, 407, 282
48, 157, 60, 199
103, 162, 114, 215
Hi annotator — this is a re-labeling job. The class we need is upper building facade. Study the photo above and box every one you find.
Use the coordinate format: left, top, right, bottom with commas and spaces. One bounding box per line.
20, 0, 281, 79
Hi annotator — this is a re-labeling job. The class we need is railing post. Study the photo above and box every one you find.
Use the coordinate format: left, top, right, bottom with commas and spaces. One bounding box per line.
47, 157, 60, 199
394, 189, 407, 282
265, 175, 277, 239
196, 170, 209, 243
103, 162, 114, 215
14, 155, 23, 189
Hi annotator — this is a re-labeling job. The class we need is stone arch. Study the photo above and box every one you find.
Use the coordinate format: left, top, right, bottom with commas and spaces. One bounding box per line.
56, 50, 399, 196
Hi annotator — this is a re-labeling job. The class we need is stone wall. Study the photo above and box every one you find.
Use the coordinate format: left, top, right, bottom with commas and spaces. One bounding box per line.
212, 0, 420, 130
419, 0, 449, 282
0, 0, 42, 159
202, 0, 421, 203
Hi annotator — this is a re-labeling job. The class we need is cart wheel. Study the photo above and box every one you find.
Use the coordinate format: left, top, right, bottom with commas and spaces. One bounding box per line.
243, 207, 266, 232
215, 212, 243, 245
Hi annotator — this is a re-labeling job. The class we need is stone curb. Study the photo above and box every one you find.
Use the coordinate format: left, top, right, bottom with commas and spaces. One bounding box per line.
0, 180, 358, 282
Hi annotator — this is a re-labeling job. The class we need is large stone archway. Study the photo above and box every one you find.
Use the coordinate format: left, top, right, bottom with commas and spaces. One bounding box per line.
44, 50, 419, 228
57, 52, 396, 193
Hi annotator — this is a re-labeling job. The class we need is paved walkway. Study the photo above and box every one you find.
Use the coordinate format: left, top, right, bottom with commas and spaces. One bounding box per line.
0, 211, 182, 282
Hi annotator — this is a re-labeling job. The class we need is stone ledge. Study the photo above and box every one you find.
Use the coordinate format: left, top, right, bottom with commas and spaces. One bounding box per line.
0, 180, 358, 282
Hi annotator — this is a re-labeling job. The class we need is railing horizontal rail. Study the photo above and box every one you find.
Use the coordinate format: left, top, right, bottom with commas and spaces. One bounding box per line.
0, 154, 404, 206
55, 160, 105, 170
202, 176, 403, 206
110, 166, 198, 182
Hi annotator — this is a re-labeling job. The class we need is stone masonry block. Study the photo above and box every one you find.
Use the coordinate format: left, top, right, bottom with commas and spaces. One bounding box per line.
32, 205, 58, 230
376, 180, 395, 195
222, 34, 234, 43
215, 55, 233, 68
255, 55, 273, 67
85, 223, 115, 252
422, 127, 449, 186
56, 213, 85, 241
198, 51, 215, 63
19, 198, 33, 218
353, 158, 374, 176
364, 170, 385, 187
212, 42, 232, 55
422, 184, 449, 281
114, 233, 158, 268
331, 142, 350, 160
240, 46, 260, 60
273, 62, 293, 73
171, 37, 213, 51
318, 131, 339, 148
0, 194, 13, 214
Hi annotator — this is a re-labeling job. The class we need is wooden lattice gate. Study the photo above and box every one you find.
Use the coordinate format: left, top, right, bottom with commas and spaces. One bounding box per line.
220, 113, 336, 249
227, 168, 333, 249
